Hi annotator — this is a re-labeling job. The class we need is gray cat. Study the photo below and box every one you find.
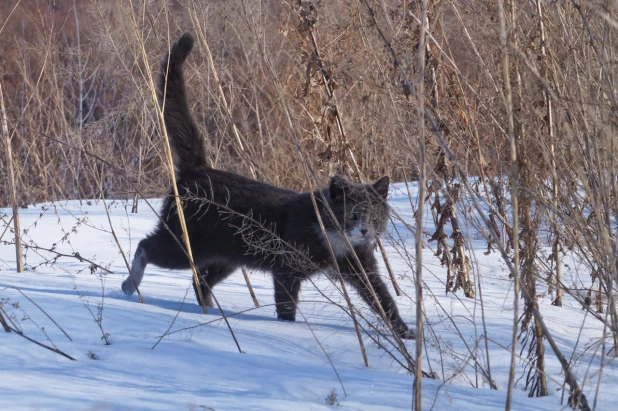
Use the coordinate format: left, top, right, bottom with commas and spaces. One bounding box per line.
121, 33, 414, 339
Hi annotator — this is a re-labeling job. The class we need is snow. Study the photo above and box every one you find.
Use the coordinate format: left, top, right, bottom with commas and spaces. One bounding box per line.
1, 183, 616, 410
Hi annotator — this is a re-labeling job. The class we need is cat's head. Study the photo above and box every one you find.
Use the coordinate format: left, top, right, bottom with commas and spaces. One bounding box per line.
321, 176, 390, 254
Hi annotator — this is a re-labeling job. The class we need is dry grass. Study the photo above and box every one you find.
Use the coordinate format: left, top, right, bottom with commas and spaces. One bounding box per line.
2, 0, 618, 405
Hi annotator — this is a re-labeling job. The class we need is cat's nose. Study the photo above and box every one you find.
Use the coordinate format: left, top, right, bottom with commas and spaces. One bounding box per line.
361, 228, 368, 235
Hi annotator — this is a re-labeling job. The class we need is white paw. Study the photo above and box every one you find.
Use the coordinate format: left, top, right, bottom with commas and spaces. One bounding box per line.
121, 278, 136, 295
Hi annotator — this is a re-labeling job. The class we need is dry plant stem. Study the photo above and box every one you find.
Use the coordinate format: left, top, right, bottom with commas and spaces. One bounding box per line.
357, 0, 464, 369
129, 10, 208, 312
593, 303, 613, 410
511, 42, 617, 321
573, 4, 618, 353
465, 228, 496, 389
484, 335, 569, 391
97, 183, 144, 304
497, 0, 520, 408
287, 9, 413, 369
126, 4, 241, 355
377, 239, 401, 296
362, 0, 475, 304
17, 242, 114, 274
308, 190, 369, 368
131, 143, 143, 214
241, 268, 260, 308
0, 0, 22, 36
535, 0, 562, 307
0, 216, 14, 243
71, 0, 85, 205
359, 0, 414, 96
0, 310, 10, 333
249, 12, 370, 365
14, 287, 72, 341
508, 0, 547, 397
0, 82, 23, 273
529, 304, 591, 410
375, 1, 592, 402
454, 161, 593, 407
306, 28, 361, 177
130, 7, 239, 354
189, 7, 257, 178
2, 12, 55, 268
302, 13, 401, 296
189, 10, 259, 305
0, 307, 75, 361
419, 280, 496, 386
427, 117, 592, 408
319, 199, 413, 364
561, 4, 618, 350
294, 305, 348, 396
74, 280, 110, 345
249, 2, 389, 365
152, 289, 191, 350
20, 125, 215, 286
414, 0, 429, 409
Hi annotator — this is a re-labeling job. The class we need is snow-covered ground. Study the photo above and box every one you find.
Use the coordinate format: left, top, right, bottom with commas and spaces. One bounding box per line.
0, 183, 615, 410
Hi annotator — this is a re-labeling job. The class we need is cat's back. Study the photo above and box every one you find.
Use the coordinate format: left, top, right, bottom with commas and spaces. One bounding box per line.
180, 167, 298, 210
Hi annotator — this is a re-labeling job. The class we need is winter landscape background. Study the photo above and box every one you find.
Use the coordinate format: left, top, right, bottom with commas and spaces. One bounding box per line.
2, 1, 618, 410
1, 184, 616, 409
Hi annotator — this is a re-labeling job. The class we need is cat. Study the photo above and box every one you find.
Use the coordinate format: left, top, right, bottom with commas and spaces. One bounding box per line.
121, 32, 414, 339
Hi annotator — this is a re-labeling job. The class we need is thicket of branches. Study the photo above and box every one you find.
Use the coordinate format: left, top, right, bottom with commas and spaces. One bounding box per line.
2, 0, 618, 408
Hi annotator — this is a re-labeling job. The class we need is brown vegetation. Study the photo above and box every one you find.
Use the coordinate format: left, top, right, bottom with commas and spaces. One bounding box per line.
2, 0, 618, 406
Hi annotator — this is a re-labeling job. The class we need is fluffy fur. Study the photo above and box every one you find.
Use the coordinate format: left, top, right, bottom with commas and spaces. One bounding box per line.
121, 32, 414, 339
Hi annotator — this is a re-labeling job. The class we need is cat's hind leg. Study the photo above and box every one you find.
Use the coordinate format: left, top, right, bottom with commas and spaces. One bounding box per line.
122, 240, 148, 294
193, 263, 236, 307
122, 229, 189, 295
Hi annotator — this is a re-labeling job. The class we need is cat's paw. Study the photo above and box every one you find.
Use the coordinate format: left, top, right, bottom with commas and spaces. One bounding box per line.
121, 278, 136, 295
276, 303, 297, 321
393, 320, 416, 339
399, 328, 416, 340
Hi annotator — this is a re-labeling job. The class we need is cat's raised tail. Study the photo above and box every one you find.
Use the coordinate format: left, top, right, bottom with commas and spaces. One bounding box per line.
158, 32, 208, 173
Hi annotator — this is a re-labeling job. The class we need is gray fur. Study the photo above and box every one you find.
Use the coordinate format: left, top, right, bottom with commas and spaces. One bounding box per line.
122, 247, 147, 294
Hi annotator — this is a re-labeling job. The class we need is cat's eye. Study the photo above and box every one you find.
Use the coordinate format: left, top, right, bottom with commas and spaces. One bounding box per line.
346, 211, 357, 220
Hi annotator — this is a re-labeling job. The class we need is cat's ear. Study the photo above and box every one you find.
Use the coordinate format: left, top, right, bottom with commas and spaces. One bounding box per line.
329, 176, 351, 200
372, 176, 390, 199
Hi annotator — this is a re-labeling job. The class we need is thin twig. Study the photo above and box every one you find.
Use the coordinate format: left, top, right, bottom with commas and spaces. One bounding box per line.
414, 0, 429, 408
0, 306, 75, 360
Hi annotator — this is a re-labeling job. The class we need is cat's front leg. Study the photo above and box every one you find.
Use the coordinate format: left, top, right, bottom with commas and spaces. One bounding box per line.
339, 250, 415, 339
272, 269, 303, 321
